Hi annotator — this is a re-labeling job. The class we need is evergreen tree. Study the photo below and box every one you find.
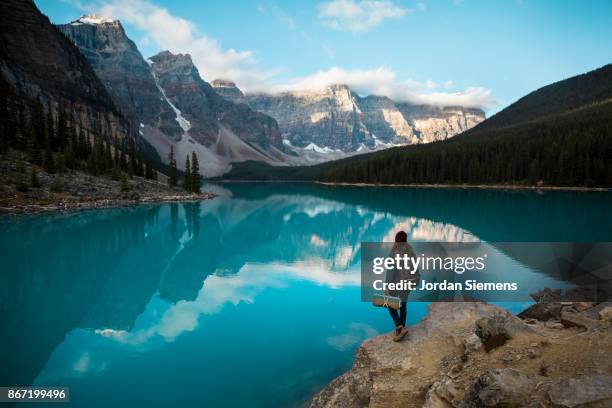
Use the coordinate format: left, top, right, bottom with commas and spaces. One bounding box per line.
120, 173, 130, 192
120, 147, 127, 171
184, 154, 192, 192
168, 145, 177, 188
31, 99, 46, 149
56, 106, 68, 150
191, 151, 200, 194
111, 165, 122, 181
27, 133, 43, 167
145, 162, 156, 180
43, 146, 55, 173
30, 167, 40, 188
46, 105, 55, 150
105, 140, 113, 171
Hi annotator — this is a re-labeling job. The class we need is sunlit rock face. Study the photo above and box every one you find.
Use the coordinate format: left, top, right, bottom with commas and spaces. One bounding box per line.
246, 84, 486, 152
396, 103, 486, 143
247, 84, 370, 151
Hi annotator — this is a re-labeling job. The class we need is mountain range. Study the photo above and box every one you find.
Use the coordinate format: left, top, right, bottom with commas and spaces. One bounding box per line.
11, 3, 605, 187
221, 64, 612, 187
50, 12, 484, 176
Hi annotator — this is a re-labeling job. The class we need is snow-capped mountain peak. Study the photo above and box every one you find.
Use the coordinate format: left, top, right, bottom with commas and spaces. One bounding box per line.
71, 14, 116, 26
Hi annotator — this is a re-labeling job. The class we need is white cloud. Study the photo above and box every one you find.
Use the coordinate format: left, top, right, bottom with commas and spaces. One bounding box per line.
326, 322, 379, 351
70, 0, 493, 107
274, 66, 495, 108
318, 0, 408, 32
85, 0, 275, 91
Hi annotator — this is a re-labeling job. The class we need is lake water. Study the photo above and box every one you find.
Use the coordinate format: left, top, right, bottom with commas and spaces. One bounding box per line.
1, 184, 611, 407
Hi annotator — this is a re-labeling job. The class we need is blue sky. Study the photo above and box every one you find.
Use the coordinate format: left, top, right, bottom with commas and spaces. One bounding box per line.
37, 0, 612, 114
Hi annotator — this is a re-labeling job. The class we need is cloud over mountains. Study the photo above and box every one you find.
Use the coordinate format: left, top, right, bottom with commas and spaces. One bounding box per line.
73, 0, 495, 108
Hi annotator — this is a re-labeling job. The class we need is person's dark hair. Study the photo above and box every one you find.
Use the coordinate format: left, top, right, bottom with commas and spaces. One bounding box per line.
394, 231, 407, 242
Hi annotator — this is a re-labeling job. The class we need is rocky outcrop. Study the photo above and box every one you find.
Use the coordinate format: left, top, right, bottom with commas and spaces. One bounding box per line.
140, 51, 286, 176
57, 15, 182, 139
395, 103, 485, 144
0, 1, 130, 141
247, 85, 372, 152
211, 79, 248, 105
246, 85, 486, 152
310, 301, 612, 408
150, 51, 282, 150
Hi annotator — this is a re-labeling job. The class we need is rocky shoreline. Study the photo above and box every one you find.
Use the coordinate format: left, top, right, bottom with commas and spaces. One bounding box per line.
0, 192, 216, 215
316, 181, 610, 192
310, 296, 612, 408
0, 153, 216, 215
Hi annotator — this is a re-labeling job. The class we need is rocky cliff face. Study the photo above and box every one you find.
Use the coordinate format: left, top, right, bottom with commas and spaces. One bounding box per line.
140, 51, 285, 176
310, 300, 612, 408
57, 15, 182, 140
211, 79, 248, 105
246, 86, 486, 152
0, 2, 129, 141
396, 103, 486, 143
151, 51, 282, 150
150, 51, 282, 150
57, 17, 284, 176
247, 85, 371, 151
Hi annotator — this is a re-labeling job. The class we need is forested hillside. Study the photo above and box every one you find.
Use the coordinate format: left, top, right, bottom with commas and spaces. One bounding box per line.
220, 65, 612, 188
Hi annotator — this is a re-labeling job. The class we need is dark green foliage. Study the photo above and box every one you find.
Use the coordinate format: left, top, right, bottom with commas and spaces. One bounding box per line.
120, 173, 130, 192
184, 154, 191, 192
168, 145, 177, 188
56, 107, 68, 150
320, 102, 612, 187
30, 167, 40, 188
54, 152, 66, 173
43, 146, 55, 173
30, 99, 46, 158
15, 160, 25, 174
145, 162, 156, 180
15, 174, 28, 192
191, 152, 200, 194
46, 106, 55, 150
472, 64, 612, 133
50, 176, 63, 193
0, 85, 154, 184
111, 165, 122, 181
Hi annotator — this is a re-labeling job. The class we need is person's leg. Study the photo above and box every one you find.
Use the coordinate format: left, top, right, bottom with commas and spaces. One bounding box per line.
399, 302, 407, 327
388, 306, 402, 328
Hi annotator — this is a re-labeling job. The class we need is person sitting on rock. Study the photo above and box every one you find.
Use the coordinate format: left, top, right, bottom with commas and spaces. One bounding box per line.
385, 231, 419, 342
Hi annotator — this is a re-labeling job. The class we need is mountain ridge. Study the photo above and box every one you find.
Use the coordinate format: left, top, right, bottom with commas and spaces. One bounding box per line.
219, 63, 612, 187
57, 16, 286, 177
238, 83, 485, 152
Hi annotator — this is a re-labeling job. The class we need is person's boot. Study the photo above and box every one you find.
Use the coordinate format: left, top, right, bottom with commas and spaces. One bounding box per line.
393, 325, 408, 342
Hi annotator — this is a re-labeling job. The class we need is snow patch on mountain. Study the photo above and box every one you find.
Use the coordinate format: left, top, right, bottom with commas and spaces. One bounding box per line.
71, 14, 116, 25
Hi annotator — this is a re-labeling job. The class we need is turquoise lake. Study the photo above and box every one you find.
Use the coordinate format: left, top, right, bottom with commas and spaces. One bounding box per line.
1, 184, 611, 407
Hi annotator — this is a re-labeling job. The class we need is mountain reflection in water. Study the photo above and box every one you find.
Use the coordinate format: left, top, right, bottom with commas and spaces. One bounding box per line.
1, 183, 610, 407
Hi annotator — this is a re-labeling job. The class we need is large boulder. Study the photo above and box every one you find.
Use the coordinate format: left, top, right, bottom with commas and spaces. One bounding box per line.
549, 375, 612, 408
475, 317, 512, 351
462, 369, 540, 407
